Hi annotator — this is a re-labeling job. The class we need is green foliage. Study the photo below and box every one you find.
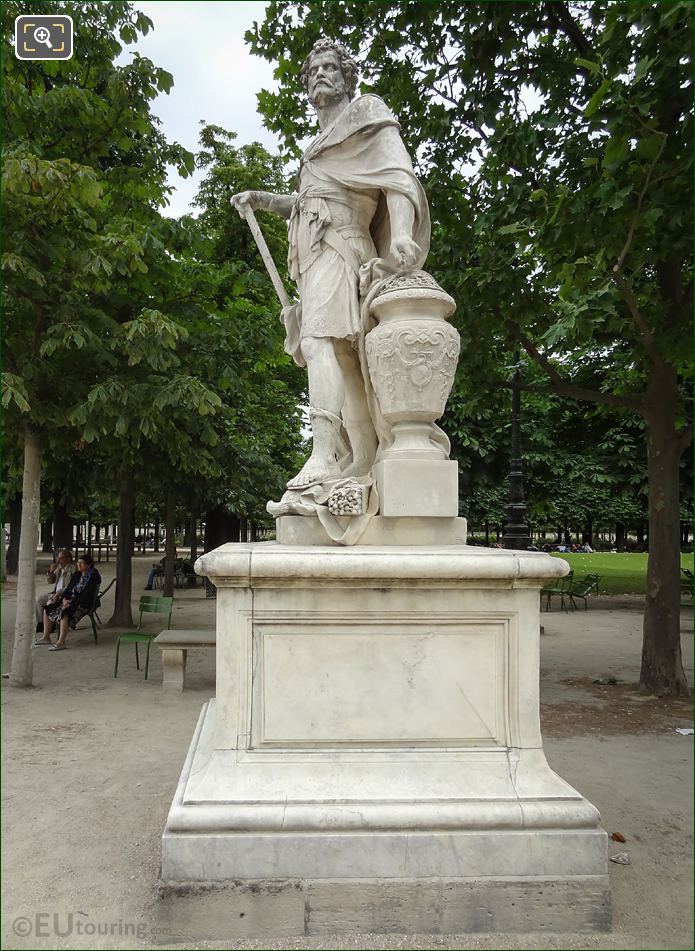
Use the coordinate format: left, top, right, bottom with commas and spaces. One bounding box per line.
247, 2, 693, 608
180, 125, 306, 518
247, 2, 692, 421
2, 2, 302, 525
1, 374, 31, 413
449, 364, 650, 531
3, 0, 194, 435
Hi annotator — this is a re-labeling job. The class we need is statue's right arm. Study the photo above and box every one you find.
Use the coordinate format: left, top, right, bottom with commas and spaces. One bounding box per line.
230, 190, 296, 220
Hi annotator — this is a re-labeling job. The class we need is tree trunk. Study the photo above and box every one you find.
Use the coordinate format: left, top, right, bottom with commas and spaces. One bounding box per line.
204, 506, 240, 551
189, 517, 198, 562
203, 507, 240, 599
109, 466, 135, 627
162, 489, 176, 598
582, 515, 593, 546
41, 518, 53, 553
6, 492, 22, 575
51, 497, 73, 550
639, 366, 689, 696
153, 517, 160, 553
10, 429, 42, 687
616, 521, 626, 553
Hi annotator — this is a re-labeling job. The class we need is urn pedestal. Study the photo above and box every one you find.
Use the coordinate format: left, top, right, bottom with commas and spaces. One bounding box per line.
366, 271, 461, 518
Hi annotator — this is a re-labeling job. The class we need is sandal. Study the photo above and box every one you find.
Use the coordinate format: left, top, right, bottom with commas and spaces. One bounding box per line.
48, 644, 67, 651
34, 639, 53, 646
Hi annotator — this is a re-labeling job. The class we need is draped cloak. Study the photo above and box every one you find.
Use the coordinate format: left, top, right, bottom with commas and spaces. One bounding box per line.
283, 94, 430, 367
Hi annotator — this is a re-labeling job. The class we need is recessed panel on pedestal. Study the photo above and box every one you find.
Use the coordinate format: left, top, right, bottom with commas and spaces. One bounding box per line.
251, 617, 509, 748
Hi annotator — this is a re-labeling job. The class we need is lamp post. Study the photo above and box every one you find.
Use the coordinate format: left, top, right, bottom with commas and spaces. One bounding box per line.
502, 351, 531, 550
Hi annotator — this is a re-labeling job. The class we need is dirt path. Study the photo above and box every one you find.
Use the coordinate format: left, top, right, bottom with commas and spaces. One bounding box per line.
1, 555, 693, 950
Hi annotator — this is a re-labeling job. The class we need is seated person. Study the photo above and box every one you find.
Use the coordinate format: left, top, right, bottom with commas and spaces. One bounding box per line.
145, 556, 166, 590
35, 549, 76, 627
35, 554, 101, 650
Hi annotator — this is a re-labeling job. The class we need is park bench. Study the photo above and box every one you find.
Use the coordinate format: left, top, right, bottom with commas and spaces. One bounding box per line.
154, 628, 216, 692
562, 573, 601, 611
540, 571, 574, 611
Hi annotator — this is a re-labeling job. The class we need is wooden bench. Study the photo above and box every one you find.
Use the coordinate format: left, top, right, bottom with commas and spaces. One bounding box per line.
154, 629, 216, 692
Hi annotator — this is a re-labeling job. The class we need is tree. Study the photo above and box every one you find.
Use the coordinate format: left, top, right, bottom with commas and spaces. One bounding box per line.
70, 128, 306, 615
2, 0, 193, 683
447, 360, 650, 544
247, 1, 693, 695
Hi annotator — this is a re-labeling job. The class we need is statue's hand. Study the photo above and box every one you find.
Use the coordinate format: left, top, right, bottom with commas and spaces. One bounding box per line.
390, 235, 420, 269
231, 190, 260, 215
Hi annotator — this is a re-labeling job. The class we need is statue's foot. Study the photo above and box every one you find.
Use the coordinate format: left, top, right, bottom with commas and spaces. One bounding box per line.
287, 455, 341, 489
341, 456, 373, 478
267, 497, 316, 517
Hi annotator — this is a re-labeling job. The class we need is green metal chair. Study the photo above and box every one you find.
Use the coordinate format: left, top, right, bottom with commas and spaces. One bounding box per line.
581, 572, 601, 595
113, 595, 174, 680
562, 573, 601, 611
540, 571, 574, 612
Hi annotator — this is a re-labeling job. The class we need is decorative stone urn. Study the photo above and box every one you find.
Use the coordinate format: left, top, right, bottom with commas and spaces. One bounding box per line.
365, 270, 459, 460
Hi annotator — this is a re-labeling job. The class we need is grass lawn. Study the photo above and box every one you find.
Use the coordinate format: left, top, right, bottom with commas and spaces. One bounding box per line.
549, 551, 695, 595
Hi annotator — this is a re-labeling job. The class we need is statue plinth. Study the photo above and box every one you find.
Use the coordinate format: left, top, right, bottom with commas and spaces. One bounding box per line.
160, 544, 610, 939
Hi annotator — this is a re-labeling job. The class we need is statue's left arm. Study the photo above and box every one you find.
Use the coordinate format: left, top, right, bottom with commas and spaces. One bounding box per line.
385, 192, 421, 268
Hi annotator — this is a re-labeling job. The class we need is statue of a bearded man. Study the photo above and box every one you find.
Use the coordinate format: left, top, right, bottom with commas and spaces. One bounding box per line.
232, 38, 431, 518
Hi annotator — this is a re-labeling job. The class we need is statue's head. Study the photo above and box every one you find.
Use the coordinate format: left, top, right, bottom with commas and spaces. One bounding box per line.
300, 38, 359, 107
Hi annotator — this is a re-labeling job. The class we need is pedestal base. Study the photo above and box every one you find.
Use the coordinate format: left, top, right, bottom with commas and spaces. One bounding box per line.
161, 544, 611, 936
375, 458, 459, 516
156, 874, 610, 942
277, 514, 467, 546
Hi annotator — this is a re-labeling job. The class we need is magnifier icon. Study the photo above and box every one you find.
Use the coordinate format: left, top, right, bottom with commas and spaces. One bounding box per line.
34, 26, 53, 49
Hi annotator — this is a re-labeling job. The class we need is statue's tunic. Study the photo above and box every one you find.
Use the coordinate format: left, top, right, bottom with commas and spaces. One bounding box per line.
284, 95, 430, 364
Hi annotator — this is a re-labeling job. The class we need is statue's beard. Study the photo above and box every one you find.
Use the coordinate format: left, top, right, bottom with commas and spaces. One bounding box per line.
309, 84, 347, 110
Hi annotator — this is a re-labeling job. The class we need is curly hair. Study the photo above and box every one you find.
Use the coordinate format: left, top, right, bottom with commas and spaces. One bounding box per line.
300, 38, 359, 101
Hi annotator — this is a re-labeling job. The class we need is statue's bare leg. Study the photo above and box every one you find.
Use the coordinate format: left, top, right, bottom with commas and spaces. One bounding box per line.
287, 336, 345, 488
335, 339, 377, 477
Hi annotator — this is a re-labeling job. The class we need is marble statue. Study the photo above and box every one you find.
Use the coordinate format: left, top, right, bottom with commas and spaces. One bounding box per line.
232, 38, 459, 534
161, 41, 610, 934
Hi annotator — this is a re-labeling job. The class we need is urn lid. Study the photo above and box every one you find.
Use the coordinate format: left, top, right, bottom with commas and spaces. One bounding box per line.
370, 269, 456, 319
375, 269, 445, 296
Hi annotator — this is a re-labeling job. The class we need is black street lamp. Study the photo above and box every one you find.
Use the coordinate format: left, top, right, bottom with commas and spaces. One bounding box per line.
502, 351, 531, 550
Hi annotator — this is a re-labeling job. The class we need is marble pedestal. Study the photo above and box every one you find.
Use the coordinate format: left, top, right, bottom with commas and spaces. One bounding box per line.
160, 544, 610, 936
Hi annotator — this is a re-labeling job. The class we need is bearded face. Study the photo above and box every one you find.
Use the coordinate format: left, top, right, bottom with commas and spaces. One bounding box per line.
306, 50, 347, 108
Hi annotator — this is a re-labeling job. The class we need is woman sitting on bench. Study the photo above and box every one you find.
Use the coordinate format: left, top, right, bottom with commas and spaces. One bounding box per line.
35, 554, 101, 651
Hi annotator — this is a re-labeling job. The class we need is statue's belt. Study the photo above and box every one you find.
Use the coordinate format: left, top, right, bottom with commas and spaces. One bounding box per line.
321, 224, 363, 276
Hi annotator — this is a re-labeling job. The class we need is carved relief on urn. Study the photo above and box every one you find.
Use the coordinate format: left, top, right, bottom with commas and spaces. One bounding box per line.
365, 271, 460, 460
